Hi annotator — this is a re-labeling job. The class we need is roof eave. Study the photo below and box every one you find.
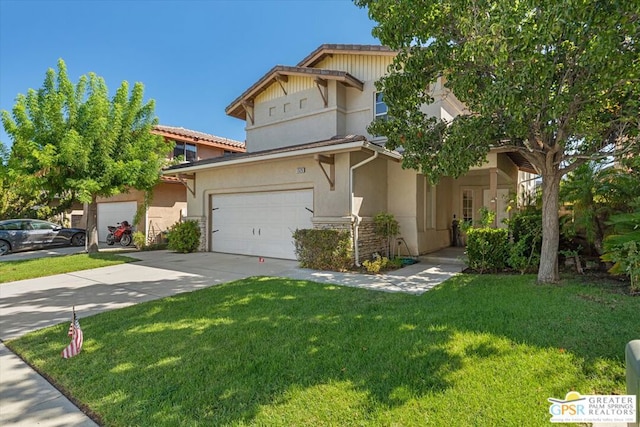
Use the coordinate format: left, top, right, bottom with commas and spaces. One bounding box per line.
163, 140, 400, 175
225, 66, 365, 121
297, 44, 398, 68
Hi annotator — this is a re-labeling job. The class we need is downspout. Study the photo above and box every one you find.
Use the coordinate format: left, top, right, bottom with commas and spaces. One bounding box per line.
349, 149, 379, 266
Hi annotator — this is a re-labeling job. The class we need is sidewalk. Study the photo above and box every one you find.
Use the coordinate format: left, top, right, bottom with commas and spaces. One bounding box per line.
0, 250, 463, 426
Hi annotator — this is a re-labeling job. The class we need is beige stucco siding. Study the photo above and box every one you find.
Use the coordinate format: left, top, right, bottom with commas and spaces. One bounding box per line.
351, 153, 388, 217
387, 162, 419, 254
188, 153, 354, 221
249, 109, 339, 151
247, 55, 396, 151
147, 182, 186, 239
197, 145, 226, 160
497, 153, 519, 179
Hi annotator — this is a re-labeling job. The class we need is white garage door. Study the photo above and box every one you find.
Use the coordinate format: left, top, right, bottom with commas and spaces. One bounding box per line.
97, 201, 137, 242
211, 190, 313, 260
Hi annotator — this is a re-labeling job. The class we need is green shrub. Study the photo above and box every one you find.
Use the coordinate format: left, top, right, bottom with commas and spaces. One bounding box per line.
132, 231, 146, 250
465, 227, 509, 273
509, 211, 542, 248
601, 211, 640, 292
509, 238, 541, 274
292, 229, 352, 271
373, 212, 400, 257
166, 220, 201, 254
507, 211, 542, 273
476, 206, 496, 228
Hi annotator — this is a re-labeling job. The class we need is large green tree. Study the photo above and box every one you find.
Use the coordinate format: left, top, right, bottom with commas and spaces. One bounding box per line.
2, 59, 168, 252
356, 0, 640, 283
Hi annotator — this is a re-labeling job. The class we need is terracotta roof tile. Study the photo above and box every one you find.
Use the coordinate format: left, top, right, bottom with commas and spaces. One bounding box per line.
153, 125, 245, 150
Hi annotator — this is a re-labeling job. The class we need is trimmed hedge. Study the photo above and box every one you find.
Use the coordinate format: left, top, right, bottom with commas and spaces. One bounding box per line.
293, 229, 353, 271
465, 227, 510, 273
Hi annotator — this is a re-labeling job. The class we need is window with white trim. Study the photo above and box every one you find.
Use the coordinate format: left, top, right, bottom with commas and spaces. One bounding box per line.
374, 92, 388, 121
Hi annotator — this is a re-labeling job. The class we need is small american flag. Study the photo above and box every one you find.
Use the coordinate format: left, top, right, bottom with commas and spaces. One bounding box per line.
61, 308, 83, 359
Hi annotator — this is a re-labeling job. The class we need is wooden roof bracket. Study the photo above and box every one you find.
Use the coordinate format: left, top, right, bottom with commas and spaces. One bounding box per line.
275, 74, 288, 95
314, 154, 335, 190
177, 173, 196, 197
242, 101, 255, 125
315, 78, 328, 107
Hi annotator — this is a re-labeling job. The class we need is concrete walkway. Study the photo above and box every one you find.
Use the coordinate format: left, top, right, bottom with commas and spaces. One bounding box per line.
0, 250, 463, 426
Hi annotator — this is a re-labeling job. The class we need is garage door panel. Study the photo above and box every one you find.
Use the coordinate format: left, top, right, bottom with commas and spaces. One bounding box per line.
97, 202, 137, 242
212, 190, 312, 260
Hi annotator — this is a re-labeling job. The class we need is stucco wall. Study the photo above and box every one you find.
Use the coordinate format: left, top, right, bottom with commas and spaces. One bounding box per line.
249, 84, 341, 151
197, 145, 226, 160
351, 152, 388, 217
147, 182, 186, 242
246, 55, 397, 150
386, 162, 419, 255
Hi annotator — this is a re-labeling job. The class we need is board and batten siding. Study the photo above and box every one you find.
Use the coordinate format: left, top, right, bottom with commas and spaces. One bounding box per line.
254, 54, 394, 104
315, 54, 394, 83
256, 75, 316, 103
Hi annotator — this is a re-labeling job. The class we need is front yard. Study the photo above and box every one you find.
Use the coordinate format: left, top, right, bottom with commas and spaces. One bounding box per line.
6, 274, 639, 426
0, 253, 135, 284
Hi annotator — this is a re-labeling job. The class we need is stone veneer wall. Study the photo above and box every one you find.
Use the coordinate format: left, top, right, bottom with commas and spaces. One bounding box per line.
311, 217, 386, 265
184, 216, 207, 251
357, 218, 387, 262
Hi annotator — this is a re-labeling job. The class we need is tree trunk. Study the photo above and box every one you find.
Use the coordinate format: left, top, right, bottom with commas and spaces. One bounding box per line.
538, 173, 561, 283
86, 195, 99, 253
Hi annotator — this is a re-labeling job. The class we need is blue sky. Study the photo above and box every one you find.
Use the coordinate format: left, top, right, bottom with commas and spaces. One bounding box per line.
0, 0, 378, 146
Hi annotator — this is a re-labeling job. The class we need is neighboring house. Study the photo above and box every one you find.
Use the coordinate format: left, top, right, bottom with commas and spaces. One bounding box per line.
163, 44, 538, 262
72, 125, 245, 242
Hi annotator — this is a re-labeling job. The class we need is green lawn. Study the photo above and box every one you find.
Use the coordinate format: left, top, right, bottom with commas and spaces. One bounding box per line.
0, 253, 136, 283
6, 275, 639, 426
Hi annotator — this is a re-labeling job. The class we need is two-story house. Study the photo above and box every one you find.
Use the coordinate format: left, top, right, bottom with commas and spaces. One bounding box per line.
163, 44, 537, 262
73, 125, 245, 243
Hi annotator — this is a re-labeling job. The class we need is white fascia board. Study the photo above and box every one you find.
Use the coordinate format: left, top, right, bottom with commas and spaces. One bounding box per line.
162, 140, 401, 175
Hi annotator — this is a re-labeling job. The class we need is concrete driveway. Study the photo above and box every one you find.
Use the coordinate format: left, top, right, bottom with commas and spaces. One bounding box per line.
1, 250, 463, 340
0, 249, 462, 427
0, 243, 130, 262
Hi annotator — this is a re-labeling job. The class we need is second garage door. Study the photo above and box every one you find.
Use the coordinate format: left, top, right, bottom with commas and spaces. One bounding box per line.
211, 190, 313, 260
97, 201, 137, 242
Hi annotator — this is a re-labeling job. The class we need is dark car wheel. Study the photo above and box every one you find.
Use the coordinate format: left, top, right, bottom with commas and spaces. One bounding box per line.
0, 239, 11, 256
71, 232, 86, 247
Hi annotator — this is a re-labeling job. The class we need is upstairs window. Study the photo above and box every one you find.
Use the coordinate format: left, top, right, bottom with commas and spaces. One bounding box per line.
374, 92, 388, 121
173, 141, 197, 162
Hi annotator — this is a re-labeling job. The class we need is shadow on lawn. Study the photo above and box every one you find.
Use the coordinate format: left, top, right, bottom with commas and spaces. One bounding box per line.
7, 274, 639, 425
83, 278, 463, 424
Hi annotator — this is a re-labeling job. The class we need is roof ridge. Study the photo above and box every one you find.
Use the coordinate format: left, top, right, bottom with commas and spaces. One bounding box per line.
153, 125, 245, 147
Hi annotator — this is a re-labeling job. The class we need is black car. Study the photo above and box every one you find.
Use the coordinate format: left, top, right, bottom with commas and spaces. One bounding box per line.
0, 219, 86, 256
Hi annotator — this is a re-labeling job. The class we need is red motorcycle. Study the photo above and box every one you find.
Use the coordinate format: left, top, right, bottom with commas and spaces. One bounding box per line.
106, 221, 132, 246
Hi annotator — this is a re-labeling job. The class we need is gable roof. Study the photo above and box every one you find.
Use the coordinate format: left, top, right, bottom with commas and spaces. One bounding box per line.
153, 125, 245, 151
225, 66, 364, 120
163, 134, 401, 175
225, 44, 396, 121
297, 44, 397, 68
